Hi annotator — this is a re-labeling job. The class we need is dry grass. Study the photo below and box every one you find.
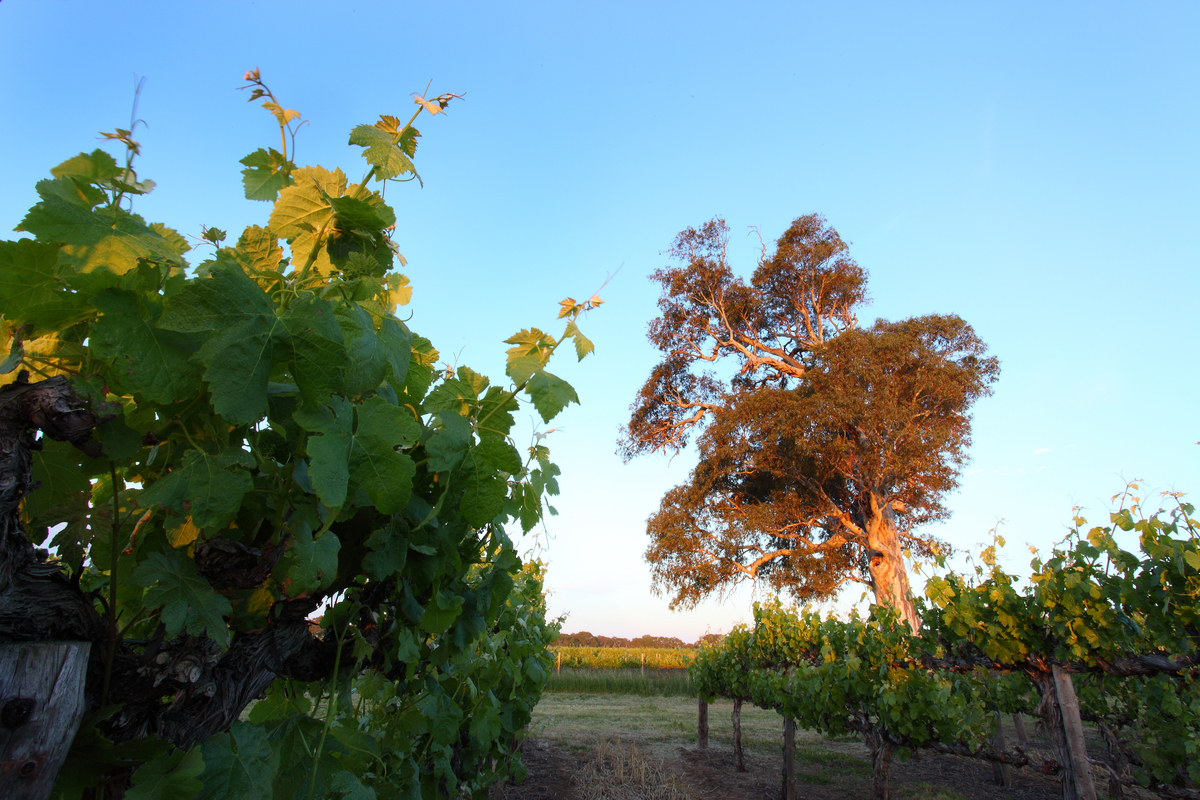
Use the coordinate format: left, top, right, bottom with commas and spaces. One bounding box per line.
573, 739, 693, 800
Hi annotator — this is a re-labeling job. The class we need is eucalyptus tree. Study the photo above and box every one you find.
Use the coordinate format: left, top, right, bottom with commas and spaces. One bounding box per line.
621, 215, 998, 630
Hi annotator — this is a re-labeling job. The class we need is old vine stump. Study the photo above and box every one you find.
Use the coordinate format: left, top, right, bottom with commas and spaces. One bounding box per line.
0, 642, 91, 800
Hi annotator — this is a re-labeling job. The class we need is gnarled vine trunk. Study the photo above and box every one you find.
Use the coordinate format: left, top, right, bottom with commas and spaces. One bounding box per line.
0, 376, 344, 760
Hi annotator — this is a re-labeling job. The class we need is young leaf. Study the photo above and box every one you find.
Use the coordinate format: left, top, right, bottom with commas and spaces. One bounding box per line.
269, 166, 346, 239
348, 125, 420, 182
239, 147, 294, 202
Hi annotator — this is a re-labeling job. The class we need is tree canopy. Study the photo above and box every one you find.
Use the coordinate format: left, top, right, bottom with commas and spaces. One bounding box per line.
621, 214, 999, 629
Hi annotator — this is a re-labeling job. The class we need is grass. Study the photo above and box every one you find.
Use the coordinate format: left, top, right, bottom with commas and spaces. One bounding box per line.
544, 667, 696, 697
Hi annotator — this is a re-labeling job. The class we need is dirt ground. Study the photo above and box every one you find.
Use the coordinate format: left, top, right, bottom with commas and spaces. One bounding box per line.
500, 694, 1082, 800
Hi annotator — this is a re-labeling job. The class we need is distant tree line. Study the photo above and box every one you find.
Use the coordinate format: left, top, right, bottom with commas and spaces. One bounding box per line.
555, 632, 725, 649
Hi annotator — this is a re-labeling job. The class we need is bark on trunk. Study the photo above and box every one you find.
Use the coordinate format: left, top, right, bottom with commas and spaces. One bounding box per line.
864, 497, 920, 632
697, 699, 708, 749
732, 697, 744, 772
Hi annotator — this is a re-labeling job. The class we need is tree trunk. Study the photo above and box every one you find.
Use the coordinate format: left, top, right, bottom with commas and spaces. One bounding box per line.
866, 728, 893, 800
864, 497, 920, 632
697, 699, 708, 749
732, 698, 744, 772
0, 642, 91, 800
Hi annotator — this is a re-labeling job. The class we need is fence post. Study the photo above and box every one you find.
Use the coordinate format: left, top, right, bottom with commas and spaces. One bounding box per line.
641, 653, 645, 676
556, 650, 561, 674
0, 641, 92, 800
991, 710, 1012, 787
697, 699, 708, 749
732, 698, 745, 772
1052, 665, 1098, 800
1012, 712, 1030, 745
782, 717, 796, 800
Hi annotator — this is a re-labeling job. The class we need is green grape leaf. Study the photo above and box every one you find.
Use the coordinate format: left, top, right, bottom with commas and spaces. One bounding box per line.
564, 320, 594, 360
474, 438, 523, 475
331, 771, 376, 800
136, 449, 254, 529
125, 746, 205, 800
329, 195, 390, 231
239, 147, 294, 202
420, 590, 466, 635
504, 328, 555, 384
379, 316, 412, 392
398, 126, 420, 157
278, 527, 340, 598
460, 448, 508, 528
280, 297, 346, 409
198, 722, 274, 800
90, 289, 203, 404
269, 166, 346, 239
477, 387, 519, 443
51, 149, 122, 184
0, 239, 63, 317
335, 304, 387, 398
130, 550, 233, 647
363, 518, 409, 581
425, 411, 471, 473
235, 225, 283, 273
159, 264, 285, 424
23, 440, 92, 525
95, 417, 142, 461
348, 125, 421, 182
525, 370, 579, 422
295, 396, 419, 513
16, 178, 186, 274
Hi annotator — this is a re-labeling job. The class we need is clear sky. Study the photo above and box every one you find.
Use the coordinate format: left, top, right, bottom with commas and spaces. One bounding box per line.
2, 1, 1197, 641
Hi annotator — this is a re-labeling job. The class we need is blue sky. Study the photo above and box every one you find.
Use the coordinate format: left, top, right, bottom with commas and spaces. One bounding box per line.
2, 1, 1197, 640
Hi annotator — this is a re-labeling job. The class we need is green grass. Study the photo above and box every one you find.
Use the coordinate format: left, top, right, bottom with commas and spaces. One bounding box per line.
544, 667, 696, 697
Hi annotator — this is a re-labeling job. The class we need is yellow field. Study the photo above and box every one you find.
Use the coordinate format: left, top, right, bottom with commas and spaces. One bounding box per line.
548, 646, 696, 670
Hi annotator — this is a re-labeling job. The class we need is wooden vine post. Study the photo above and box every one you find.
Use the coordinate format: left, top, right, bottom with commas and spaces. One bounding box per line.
0, 642, 91, 800
732, 698, 745, 772
991, 710, 1012, 787
1032, 666, 1098, 800
697, 699, 708, 748
782, 717, 796, 800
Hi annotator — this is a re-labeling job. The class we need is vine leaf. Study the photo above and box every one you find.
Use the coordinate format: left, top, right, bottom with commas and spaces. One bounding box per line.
198, 722, 274, 800
278, 527, 340, 598
136, 449, 254, 529
460, 447, 508, 528
526, 371, 578, 422
159, 264, 286, 424
90, 289, 203, 404
280, 296, 346, 409
363, 518, 409, 581
239, 147, 294, 202
294, 396, 419, 513
16, 178, 187, 274
348, 125, 421, 183
0, 239, 63, 316
269, 166, 345, 239
125, 746, 205, 800
130, 550, 233, 647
